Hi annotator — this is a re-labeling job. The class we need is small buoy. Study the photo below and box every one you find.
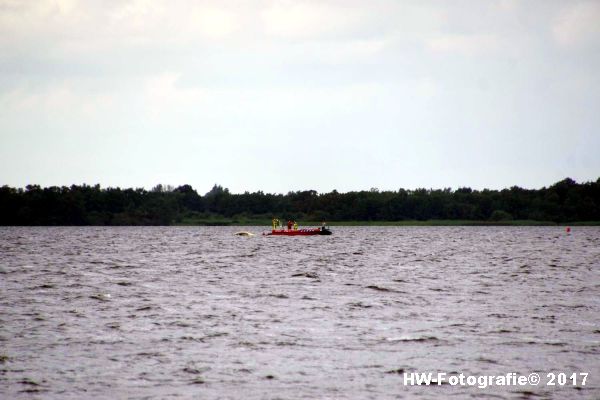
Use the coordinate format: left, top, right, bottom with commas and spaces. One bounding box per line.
566, 227, 571, 234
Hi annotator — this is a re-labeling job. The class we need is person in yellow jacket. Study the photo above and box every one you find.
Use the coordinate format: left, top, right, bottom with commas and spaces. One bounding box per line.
293, 221, 298, 230
272, 218, 280, 230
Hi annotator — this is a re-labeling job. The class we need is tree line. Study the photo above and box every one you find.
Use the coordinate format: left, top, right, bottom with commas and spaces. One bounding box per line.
0, 178, 599, 225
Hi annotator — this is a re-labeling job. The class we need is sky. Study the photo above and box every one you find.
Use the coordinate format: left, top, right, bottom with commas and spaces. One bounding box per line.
1, 0, 599, 194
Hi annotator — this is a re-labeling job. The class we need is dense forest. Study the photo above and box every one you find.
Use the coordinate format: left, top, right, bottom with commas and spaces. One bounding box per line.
0, 178, 599, 225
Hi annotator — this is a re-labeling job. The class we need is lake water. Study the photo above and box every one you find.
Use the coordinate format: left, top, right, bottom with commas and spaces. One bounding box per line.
1, 226, 599, 399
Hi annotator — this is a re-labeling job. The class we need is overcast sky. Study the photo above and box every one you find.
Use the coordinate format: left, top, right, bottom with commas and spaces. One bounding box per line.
1, 0, 599, 194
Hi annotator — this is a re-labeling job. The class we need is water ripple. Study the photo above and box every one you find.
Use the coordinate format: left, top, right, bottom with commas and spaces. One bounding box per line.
1, 226, 599, 399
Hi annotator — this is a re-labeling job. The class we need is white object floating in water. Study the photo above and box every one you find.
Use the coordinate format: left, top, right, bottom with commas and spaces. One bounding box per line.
234, 231, 255, 237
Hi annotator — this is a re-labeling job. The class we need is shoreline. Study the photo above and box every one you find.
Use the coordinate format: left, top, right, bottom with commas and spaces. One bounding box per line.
175, 219, 600, 227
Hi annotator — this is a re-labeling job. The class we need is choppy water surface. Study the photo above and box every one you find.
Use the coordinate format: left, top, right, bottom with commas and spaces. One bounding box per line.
1, 226, 599, 399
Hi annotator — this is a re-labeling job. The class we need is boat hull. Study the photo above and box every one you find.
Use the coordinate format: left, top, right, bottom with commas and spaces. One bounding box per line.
268, 228, 332, 236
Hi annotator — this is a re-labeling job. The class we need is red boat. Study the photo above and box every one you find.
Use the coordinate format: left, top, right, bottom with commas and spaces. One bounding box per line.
266, 227, 332, 236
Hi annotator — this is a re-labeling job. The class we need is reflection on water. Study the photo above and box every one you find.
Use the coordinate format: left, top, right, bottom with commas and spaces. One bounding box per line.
1, 226, 599, 399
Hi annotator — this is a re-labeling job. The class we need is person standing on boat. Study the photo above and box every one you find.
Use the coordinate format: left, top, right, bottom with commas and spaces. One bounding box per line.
293, 221, 298, 230
287, 220, 293, 230
272, 218, 279, 230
